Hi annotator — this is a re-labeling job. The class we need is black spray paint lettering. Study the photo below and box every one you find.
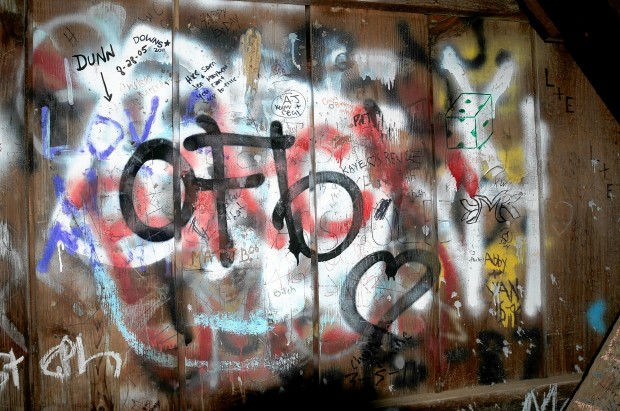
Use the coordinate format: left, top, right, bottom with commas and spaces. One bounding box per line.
383, 150, 425, 168
73, 44, 115, 71
271, 170, 363, 264
340, 249, 440, 371
345, 358, 426, 389
183, 116, 277, 267
374, 198, 392, 220
120, 116, 363, 268
63, 26, 78, 47
188, 116, 362, 266
340, 154, 382, 174
485, 252, 507, 275
353, 99, 382, 129
201, 11, 240, 38
460, 190, 522, 224
133, 33, 166, 49
119, 138, 198, 243
187, 65, 234, 94
545, 68, 575, 114
115, 45, 149, 76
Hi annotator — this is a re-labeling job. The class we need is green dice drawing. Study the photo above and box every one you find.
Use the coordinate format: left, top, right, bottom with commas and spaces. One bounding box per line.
446, 93, 494, 149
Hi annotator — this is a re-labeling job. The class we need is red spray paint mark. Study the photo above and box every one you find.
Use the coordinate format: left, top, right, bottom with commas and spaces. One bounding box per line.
447, 151, 479, 198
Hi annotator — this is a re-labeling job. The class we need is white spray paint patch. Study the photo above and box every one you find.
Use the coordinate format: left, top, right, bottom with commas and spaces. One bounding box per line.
57, 242, 64, 272
39, 334, 122, 379
63, 58, 74, 105
288, 33, 301, 70
521, 97, 542, 318
588, 200, 601, 213
0, 112, 21, 179
521, 384, 569, 411
422, 225, 430, 236
454, 300, 462, 317
538, 119, 552, 200
412, 290, 432, 311
353, 49, 398, 90
438, 46, 515, 316
502, 340, 512, 358
0, 349, 23, 391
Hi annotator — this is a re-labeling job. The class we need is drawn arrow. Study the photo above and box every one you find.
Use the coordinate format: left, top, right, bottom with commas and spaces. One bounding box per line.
100, 73, 113, 102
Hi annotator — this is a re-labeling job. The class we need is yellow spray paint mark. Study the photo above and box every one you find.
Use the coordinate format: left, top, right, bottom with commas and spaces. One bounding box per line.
239, 28, 262, 94
496, 145, 525, 184
485, 241, 522, 328
460, 44, 480, 62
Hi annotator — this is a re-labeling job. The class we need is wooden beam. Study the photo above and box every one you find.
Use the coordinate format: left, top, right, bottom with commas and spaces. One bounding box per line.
568, 311, 620, 409
515, 0, 562, 42
372, 375, 582, 409
517, 0, 620, 124
225, 0, 525, 17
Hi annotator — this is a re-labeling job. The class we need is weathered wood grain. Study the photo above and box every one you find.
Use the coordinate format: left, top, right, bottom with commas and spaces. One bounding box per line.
0, 1, 29, 410
534, 34, 620, 381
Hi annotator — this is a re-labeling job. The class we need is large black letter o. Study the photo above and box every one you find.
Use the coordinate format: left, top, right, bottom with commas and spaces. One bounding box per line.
119, 139, 196, 242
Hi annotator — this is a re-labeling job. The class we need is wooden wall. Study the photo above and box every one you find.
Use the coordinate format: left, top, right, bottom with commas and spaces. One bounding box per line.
0, 0, 618, 409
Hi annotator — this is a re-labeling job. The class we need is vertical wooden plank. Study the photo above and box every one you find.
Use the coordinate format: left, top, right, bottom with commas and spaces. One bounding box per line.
176, 1, 312, 409
0, 0, 29, 409
29, 1, 177, 409
431, 17, 544, 390
534, 35, 620, 378
310, 6, 438, 400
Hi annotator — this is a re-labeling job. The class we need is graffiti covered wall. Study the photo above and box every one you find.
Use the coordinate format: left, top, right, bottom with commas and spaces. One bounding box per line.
0, 0, 618, 409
